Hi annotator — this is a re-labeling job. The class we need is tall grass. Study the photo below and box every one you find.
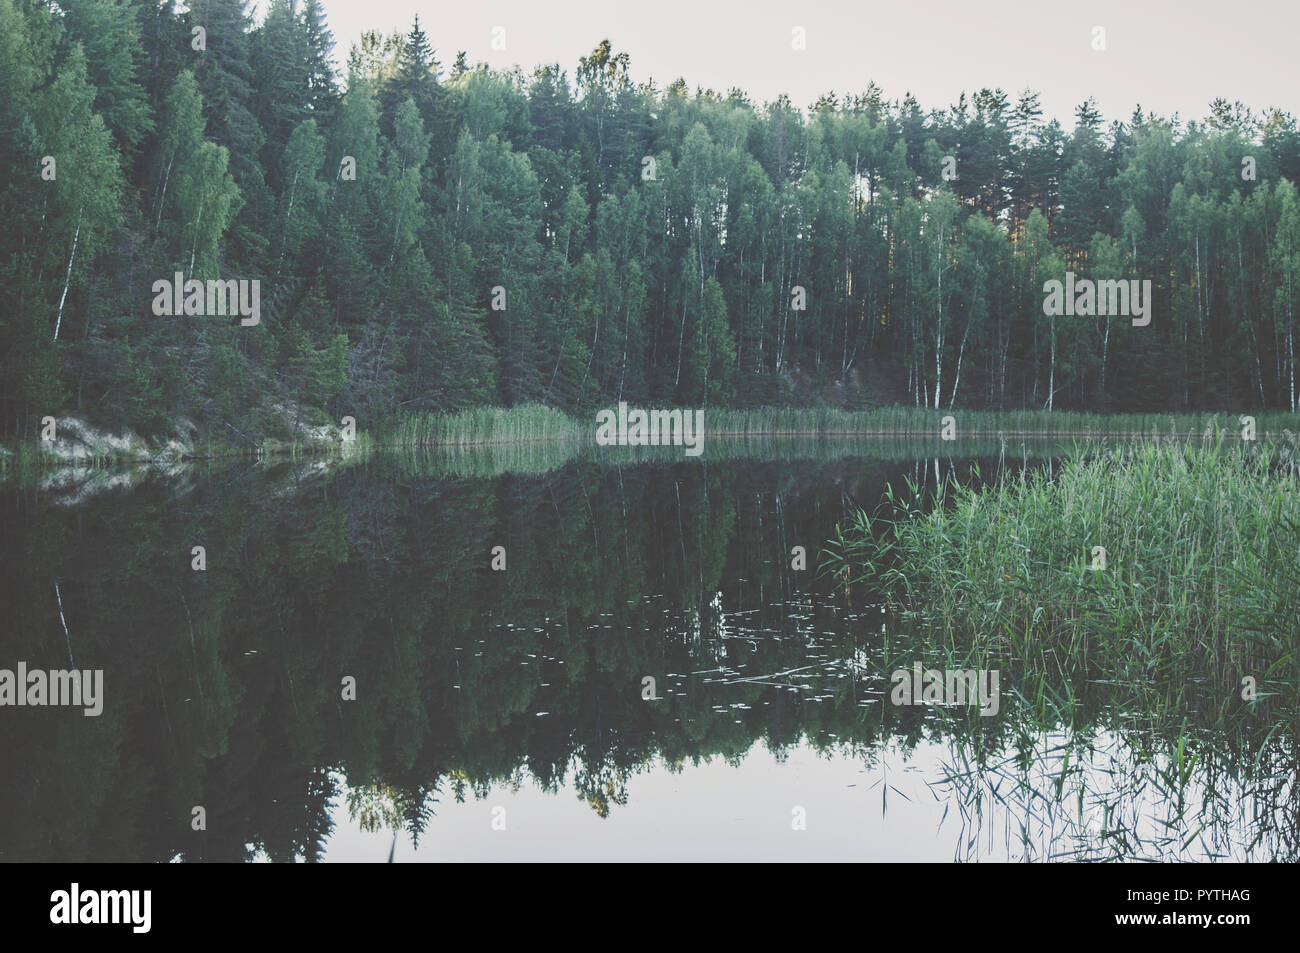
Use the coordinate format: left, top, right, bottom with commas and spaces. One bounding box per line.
0, 442, 129, 474
824, 439, 1300, 720
822, 439, 1299, 860
710, 406, 1300, 439
386, 403, 582, 448
386, 404, 1300, 447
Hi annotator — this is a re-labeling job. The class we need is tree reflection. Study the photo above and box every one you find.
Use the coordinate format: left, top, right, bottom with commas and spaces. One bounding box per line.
0, 452, 1294, 860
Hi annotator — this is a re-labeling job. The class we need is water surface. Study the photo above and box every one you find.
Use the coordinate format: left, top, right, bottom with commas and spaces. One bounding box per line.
1, 443, 1293, 861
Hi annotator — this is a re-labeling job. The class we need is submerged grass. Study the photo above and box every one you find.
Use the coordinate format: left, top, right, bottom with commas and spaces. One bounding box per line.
386, 440, 580, 479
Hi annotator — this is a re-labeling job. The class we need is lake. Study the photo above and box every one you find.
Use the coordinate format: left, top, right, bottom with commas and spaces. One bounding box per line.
0, 442, 1292, 861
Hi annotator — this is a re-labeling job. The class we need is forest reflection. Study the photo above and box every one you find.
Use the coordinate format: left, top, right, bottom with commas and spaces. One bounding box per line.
1, 447, 1294, 861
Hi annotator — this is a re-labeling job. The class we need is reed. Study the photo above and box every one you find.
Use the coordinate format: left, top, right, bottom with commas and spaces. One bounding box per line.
824, 439, 1300, 713
708, 406, 1300, 439
386, 403, 582, 449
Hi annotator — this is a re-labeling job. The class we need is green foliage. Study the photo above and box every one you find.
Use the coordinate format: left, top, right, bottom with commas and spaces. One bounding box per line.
3, 0, 1300, 447
827, 439, 1300, 650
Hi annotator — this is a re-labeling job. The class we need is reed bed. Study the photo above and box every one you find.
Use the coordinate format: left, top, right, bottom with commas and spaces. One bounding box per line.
824, 440, 1300, 708
0, 443, 130, 473
386, 403, 582, 449
709, 406, 1300, 439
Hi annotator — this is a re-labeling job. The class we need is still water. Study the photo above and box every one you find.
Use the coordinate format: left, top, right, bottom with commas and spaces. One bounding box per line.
1, 444, 1293, 861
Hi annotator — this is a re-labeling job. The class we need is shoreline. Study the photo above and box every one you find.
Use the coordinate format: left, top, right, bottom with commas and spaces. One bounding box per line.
4, 406, 1298, 477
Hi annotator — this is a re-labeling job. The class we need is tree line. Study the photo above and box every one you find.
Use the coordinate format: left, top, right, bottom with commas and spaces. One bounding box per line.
3, 0, 1300, 442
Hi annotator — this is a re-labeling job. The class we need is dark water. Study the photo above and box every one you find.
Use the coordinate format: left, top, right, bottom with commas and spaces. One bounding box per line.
0, 447, 1293, 861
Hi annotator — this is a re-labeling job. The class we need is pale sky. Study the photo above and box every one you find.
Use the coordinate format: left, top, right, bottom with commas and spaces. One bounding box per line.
258, 0, 1300, 128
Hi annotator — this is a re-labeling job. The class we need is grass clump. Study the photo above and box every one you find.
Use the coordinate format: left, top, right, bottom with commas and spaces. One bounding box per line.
825, 440, 1300, 692
387, 403, 582, 449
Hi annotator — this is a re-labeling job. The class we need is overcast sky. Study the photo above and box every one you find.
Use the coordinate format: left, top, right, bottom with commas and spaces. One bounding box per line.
258, 0, 1300, 128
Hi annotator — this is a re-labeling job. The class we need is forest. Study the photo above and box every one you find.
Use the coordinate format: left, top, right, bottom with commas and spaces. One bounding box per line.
3, 0, 1300, 446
